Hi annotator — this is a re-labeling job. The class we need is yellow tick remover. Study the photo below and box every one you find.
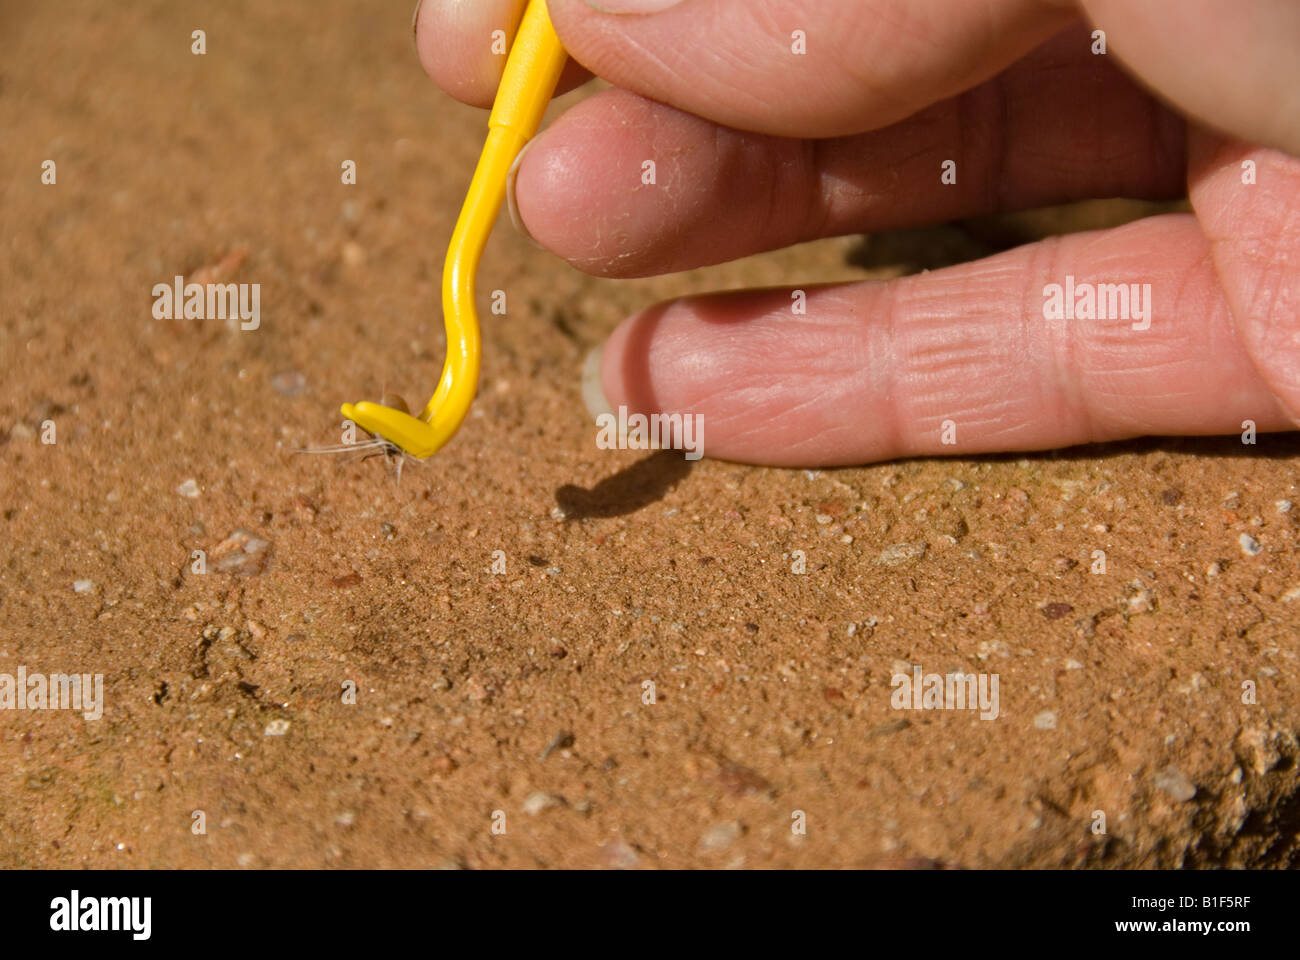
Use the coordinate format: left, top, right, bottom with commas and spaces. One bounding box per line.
340, 0, 567, 459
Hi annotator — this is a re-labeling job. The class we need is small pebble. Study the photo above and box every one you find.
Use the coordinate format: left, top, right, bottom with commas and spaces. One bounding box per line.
599, 838, 641, 869
176, 478, 200, 498
432, 755, 457, 775
1126, 582, 1156, 615
73, 579, 95, 594
1239, 533, 1262, 556
1042, 602, 1073, 621
523, 791, 560, 816
1153, 766, 1196, 802
699, 821, 742, 852
1275, 500, 1293, 514
874, 542, 928, 567
270, 370, 307, 396
212, 529, 272, 576
1033, 710, 1057, 730
264, 719, 290, 736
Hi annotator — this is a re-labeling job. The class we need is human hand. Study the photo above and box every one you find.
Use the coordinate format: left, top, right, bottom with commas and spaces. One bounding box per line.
414, 0, 1300, 466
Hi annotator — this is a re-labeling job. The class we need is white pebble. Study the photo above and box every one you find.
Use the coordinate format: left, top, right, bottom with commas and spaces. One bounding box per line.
176, 478, 200, 498
699, 821, 742, 852
875, 542, 928, 566
73, 579, 95, 594
1033, 710, 1057, 730
1153, 766, 1196, 802
1239, 533, 1262, 556
523, 791, 560, 816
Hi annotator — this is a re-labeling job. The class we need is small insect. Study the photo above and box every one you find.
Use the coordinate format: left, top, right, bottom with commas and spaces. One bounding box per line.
295, 393, 427, 484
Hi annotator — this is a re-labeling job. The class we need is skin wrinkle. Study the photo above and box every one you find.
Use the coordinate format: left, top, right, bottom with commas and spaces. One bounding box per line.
879, 279, 912, 458
750, 135, 786, 254
733, 390, 835, 450
985, 67, 1013, 212
771, 141, 814, 244
898, 334, 1004, 375
958, 257, 1052, 437
1036, 233, 1097, 444
1002, 252, 1062, 438
795, 137, 830, 244
747, 0, 789, 44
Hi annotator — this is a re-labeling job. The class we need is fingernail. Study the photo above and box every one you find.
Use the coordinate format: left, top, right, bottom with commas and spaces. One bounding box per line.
410, 0, 424, 56
586, 0, 686, 13
581, 345, 614, 420
506, 137, 548, 250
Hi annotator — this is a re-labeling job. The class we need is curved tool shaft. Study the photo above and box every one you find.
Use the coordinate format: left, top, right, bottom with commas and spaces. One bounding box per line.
342, 0, 567, 458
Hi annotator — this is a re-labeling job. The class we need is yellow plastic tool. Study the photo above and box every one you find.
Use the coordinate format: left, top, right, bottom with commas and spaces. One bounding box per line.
341, 0, 567, 458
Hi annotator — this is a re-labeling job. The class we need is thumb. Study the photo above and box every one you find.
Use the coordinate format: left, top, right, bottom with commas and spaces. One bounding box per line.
548, 0, 1076, 138
1078, 0, 1300, 157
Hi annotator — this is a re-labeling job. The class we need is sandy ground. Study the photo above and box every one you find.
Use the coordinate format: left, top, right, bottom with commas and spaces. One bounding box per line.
2, 0, 1299, 869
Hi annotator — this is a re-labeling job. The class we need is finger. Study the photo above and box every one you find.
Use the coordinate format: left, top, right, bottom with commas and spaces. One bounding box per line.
1079, 0, 1300, 157
517, 31, 1185, 276
415, 0, 591, 109
1188, 133, 1300, 420
588, 214, 1293, 467
546, 0, 1078, 138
